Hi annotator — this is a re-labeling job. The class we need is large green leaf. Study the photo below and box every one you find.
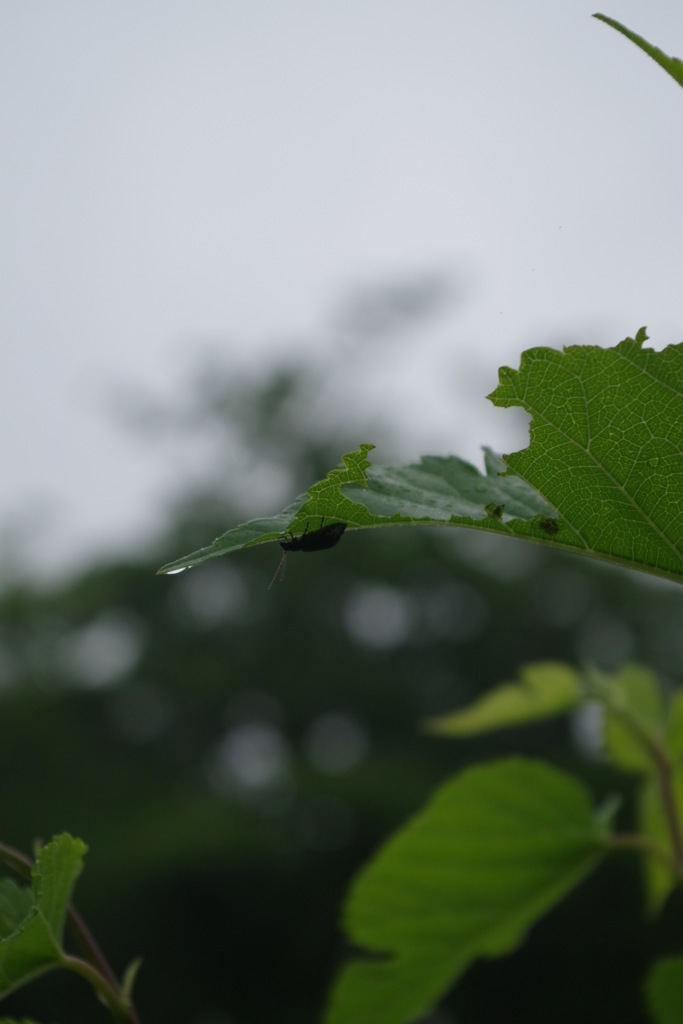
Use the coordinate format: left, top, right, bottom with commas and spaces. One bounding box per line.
594, 14, 683, 89
325, 759, 607, 1024
0, 835, 86, 999
160, 333, 683, 584
425, 662, 582, 736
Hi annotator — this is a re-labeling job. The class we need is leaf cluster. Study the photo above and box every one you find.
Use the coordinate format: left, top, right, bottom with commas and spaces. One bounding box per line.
326, 662, 683, 1024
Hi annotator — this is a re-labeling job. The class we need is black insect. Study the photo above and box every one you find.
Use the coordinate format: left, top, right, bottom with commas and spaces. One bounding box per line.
281, 520, 347, 552
268, 520, 347, 588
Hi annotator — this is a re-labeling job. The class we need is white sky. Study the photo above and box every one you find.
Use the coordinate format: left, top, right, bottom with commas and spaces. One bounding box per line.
2, 1, 683, 579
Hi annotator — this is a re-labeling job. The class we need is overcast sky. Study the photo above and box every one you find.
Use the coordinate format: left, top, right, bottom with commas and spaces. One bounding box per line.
3, 1, 683, 579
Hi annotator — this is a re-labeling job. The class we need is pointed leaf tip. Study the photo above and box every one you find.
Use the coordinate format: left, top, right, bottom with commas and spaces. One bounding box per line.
593, 15, 683, 89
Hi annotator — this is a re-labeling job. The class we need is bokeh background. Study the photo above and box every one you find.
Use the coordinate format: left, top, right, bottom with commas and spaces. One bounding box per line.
2, 3, 683, 1023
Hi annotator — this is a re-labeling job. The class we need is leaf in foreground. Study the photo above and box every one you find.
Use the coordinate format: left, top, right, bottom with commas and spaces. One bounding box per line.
325, 759, 607, 1024
160, 332, 683, 584
0, 834, 86, 999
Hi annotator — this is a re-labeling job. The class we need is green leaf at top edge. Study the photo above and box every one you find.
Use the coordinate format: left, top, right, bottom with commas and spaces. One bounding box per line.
594, 14, 683, 89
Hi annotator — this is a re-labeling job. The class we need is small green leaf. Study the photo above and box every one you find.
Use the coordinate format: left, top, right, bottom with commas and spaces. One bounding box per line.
0, 834, 87, 1000
426, 661, 582, 736
325, 759, 607, 1024
594, 14, 683, 89
646, 956, 683, 1024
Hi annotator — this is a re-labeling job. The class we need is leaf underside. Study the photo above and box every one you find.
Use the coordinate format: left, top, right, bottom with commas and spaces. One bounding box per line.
325, 758, 606, 1024
594, 14, 683, 89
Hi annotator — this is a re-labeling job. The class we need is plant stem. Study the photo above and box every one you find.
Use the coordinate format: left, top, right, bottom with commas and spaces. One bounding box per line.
624, 724, 683, 868
651, 745, 683, 868
609, 831, 683, 879
0, 840, 141, 1024
61, 953, 138, 1024
589, 690, 683, 870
